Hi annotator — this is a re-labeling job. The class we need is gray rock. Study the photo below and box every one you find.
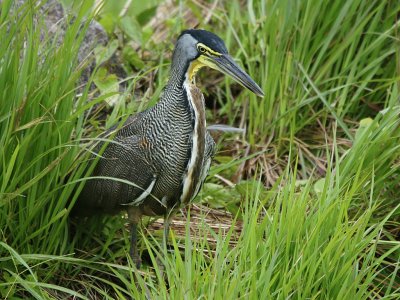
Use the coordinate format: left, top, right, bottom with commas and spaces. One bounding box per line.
13, 0, 123, 87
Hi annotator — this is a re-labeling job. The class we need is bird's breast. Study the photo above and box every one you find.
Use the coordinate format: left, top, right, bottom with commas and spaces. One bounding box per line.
179, 82, 206, 205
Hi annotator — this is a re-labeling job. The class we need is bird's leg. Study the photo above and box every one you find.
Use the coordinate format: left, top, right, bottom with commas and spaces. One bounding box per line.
127, 207, 142, 268
127, 209, 152, 298
163, 214, 171, 251
155, 210, 175, 277
163, 210, 175, 252
129, 222, 141, 268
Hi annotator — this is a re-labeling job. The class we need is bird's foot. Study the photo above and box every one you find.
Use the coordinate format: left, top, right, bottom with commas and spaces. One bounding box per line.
129, 247, 142, 269
155, 255, 166, 278
133, 255, 142, 269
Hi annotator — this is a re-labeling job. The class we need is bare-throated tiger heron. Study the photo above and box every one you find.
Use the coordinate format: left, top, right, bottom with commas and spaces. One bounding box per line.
75, 29, 264, 267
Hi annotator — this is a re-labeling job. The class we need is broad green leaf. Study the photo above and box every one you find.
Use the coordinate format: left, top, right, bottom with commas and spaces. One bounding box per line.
94, 39, 119, 65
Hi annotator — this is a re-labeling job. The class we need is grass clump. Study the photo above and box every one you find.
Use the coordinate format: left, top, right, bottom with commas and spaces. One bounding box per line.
1, 0, 400, 299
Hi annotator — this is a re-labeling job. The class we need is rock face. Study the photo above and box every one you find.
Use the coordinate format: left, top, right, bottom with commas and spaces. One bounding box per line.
42, 0, 109, 85
14, 0, 112, 86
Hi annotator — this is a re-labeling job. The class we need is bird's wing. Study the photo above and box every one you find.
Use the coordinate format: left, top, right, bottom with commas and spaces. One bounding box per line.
77, 114, 158, 213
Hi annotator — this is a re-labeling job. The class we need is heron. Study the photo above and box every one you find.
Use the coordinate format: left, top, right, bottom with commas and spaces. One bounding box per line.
75, 29, 264, 267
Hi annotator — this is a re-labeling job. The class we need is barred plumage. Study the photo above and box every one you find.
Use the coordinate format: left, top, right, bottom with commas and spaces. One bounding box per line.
74, 29, 263, 268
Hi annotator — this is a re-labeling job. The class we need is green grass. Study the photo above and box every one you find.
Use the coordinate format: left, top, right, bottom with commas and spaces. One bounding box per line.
1, 0, 400, 299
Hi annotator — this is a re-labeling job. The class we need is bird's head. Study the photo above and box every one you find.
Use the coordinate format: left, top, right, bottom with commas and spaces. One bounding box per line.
173, 29, 264, 97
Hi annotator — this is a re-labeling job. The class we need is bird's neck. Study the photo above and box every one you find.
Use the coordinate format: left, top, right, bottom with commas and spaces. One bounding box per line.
163, 61, 207, 205
167, 55, 187, 87
167, 56, 205, 88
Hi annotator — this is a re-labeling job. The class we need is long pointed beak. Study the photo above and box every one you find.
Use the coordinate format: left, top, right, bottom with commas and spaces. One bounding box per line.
208, 54, 264, 97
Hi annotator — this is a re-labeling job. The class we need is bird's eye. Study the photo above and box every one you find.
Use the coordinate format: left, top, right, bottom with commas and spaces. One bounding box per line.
198, 46, 207, 53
